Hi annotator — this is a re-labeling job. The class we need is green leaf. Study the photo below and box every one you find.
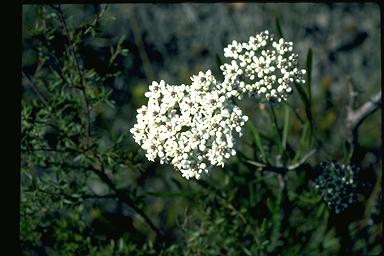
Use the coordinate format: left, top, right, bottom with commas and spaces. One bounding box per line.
74, 154, 85, 162
105, 99, 115, 109
282, 104, 290, 152
269, 185, 283, 246
294, 81, 313, 137
315, 203, 326, 219
292, 122, 310, 162
283, 101, 304, 125
108, 35, 126, 67
247, 122, 267, 163
266, 198, 275, 213
268, 103, 283, 148
300, 122, 311, 147
306, 48, 313, 103
242, 247, 252, 256
215, 53, 224, 81
118, 34, 126, 46
117, 238, 124, 251
275, 17, 284, 38
292, 48, 314, 142
121, 48, 129, 56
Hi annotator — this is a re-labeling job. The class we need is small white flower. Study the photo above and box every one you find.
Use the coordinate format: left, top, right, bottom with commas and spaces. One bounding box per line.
224, 40, 243, 59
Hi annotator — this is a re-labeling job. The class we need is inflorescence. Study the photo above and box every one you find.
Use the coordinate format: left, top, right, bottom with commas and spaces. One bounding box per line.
220, 31, 306, 102
130, 71, 248, 179
131, 31, 306, 179
315, 161, 360, 214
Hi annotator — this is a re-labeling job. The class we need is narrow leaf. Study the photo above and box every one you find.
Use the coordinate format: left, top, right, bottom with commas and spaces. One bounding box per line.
247, 122, 267, 163
294, 122, 310, 162
283, 101, 304, 125
275, 17, 284, 38
282, 104, 290, 151
306, 48, 313, 103
294, 82, 313, 136
118, 35, 126, 46
215, 53, 224, 80
268, 103, 283, 148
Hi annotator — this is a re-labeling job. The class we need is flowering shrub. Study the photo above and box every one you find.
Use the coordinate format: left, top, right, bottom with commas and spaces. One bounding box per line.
21, 4, 382, 256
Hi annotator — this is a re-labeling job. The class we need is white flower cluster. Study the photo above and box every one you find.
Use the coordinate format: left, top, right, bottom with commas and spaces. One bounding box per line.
131, 31, 306, 179
130, 71, 248, 179
220, 31, 306, 102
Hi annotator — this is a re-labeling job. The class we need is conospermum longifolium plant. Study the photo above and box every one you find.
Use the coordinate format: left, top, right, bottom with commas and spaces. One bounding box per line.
315, 161, 360, 214
131, 31, 306, 179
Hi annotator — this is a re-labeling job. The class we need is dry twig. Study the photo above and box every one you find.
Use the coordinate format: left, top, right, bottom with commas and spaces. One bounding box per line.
346, 78, 381, 161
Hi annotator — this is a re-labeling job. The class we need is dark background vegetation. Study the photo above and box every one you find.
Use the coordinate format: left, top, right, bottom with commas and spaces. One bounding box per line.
21, 3, 382, 255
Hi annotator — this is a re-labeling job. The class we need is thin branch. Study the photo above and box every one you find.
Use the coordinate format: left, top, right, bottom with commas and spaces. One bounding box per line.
50, 4, 92, 145
244, 160, 288, 174
245, 160, 267, 168
225, 203, 257, 237
89, 166, 165, 239
349, 92, 381, 129
126, 6, 155, 82
29, 3, 164, 247
42, 158, 165, 240
28, 187, 116, 201
193, 179, 257, 237
82, 4, 109, 36
91, 154, 165, 239
269, 174, 286, 251
346, 78, 381, 160
245, 149, 316, 174
287, 149, 316, 170
22, 72, 49, 107
23, 148, 71, 154
22, 146, 81, 155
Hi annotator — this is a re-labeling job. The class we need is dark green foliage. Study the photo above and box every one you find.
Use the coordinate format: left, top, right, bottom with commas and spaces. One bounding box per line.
21, 5, 382, 256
